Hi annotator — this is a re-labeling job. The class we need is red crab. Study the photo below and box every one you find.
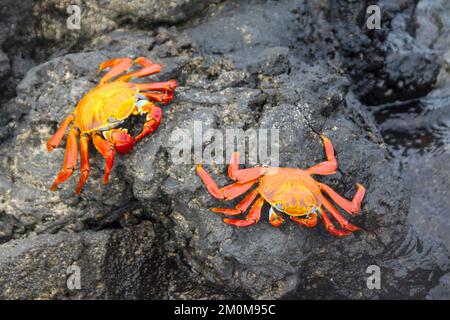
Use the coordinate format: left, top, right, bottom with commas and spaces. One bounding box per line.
196, 136, 366, 236
47, 57, 176, 193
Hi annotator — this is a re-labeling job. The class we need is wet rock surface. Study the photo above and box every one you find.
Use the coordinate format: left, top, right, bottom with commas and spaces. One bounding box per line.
0, 0, 449, 299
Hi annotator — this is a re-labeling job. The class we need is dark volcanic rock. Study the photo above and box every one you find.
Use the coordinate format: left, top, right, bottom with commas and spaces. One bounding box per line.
0, 0, 448, 300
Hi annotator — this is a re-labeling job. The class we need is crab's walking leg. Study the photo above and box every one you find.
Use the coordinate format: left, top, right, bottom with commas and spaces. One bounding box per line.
117, 57, 161, 82
233, 167, 269, 183
47, 114, 75, 151
269, 207, 285, 227
135, 103, 162, 142
319, 182, 365, 215
50, 128, 79, 190
306, 135, 338, 175
291, 215, 318, 228
211, 189, 259, 216
137, 80, 177, 92
196, 164, 257, 200
223, 197, 264, 227
75, 134, 91, 194
319, 208, 351, 236
141, 91, 174, 104
322, 198, 359, 232
228, 152, 240, 180
93, 134, 115, 184
98, 58, 133, 84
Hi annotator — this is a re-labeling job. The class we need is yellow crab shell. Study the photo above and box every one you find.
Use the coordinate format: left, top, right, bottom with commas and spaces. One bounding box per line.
258, 168, 323, 216
74, 82, 140, 134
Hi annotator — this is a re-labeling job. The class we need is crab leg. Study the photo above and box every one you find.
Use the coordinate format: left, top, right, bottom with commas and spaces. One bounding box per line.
141, 91, 174, 104
116, 57, 161, 82
306, 135, 338, 175
269, 207, 285, 227
92, 134, 115, 184
137, 80, 177, 92
135, 103, 162, 142
291, 214, 318, 228
227, 152, 240, 180
196, 164, 257, 200
50, 127, 79, 190
75, 134, 91, 194
223, 197, 264, 227
47, 114, 75, 151
233, 167, 270, 183
98, 58, 133, 84
318, 182, 365, 215
322, 198, 359, 232
319, 208, 351, 236
211, 189, 259, 216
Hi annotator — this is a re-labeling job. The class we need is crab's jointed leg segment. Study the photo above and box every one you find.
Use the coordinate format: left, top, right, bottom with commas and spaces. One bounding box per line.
319, 208, 351, 236
116, 57, 161, 82
233, 167, 268, 183
211, 188, 259, 216
141, 91, 174, 104
196, 164, 257, 200
135, 103, 163, 142
47, 114, 75, 151
75, 134, 91, 194
306, 135, 338, 175
137, 80, 177, 92
319, 182, 365, 215
269, 207, 285, 227
227, 152, 240, 180
322, 197, 359, 232
92, 134, 115, 185
50, 127, 79, 190
223, 197, 264, 227
98, 58, 133, 84
291, 214, 318, 228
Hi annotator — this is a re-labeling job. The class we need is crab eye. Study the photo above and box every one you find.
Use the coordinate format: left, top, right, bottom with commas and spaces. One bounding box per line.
275, 202, 285, 211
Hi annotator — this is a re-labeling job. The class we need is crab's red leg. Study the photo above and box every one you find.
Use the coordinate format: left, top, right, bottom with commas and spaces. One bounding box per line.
269, 208, 285, 227
92, 134, 115, 184
228, 152, 240, 180
75, 134, 91, 194
291, 214, 318, 228
322, 198, 359, 232
306, 135, 338, 175
233, 167, 269, 183
50, 128, 79, 190
319, 208, 351, 236
196, 164, 257, 200
47, 114, 75, 151
134, 103, 162, 142
223, 197, 264, 227
116, 57, 161, 82
211, 188, 259, 216
141, 91, 174, 104
137, 80, 177, 92
319, 182, 365, 215
98, 58, 133, 84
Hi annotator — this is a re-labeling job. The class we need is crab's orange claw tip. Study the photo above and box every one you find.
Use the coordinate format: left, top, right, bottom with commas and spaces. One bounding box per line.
356, 183, 365, 190
50, 183, 58, 191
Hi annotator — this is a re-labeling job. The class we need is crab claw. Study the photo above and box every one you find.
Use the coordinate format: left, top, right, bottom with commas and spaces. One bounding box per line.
103, 129, 135, 154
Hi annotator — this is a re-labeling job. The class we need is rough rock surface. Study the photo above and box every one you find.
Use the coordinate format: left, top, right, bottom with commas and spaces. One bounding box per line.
0, 0, 449, 299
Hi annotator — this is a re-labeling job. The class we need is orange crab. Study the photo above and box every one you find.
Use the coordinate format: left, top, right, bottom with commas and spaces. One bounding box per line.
47, 57, 176, 193
196, 136, 366, 236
